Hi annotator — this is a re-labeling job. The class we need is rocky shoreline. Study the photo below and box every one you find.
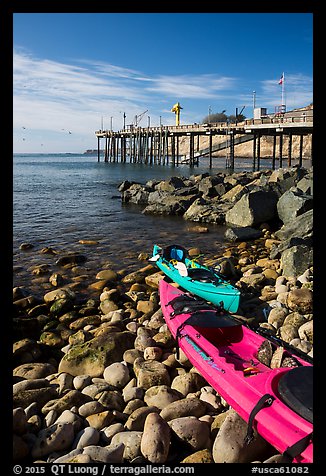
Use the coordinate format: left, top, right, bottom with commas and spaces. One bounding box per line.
13, 166, 313, 464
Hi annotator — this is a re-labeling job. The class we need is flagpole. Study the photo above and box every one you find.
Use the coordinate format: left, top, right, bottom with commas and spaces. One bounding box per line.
281, 72, 285, 111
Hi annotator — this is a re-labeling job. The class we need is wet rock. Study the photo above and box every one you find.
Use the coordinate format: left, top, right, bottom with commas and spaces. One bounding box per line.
55, 253, 87, 266
43, 287, 75, 304
225, 226, 263, 242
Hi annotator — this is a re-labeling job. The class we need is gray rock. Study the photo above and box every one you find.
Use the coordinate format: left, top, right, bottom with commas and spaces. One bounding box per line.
224, 226, 263, 242
110, 431, 143, 461
103, 362, 130, 388
275, 209, 313, 242
277, 188, 313, 224
160, 397, 206, 421
280, 245, 313, 278
13, 386, 58, 410
212, 409, 271, 463
183, 198, 229, 224
54, 409, 84, 433
168, 416, 210, 451
83, 443, 125, 463
73, 426, 100, 449
171, 372, 207, 397
140, 412, 171, 463
144, 385, 182, 409
100, 423, 125, 444
143, 193, 197, 216
135, 360, 171, 390
13, 407, 28, 435
31, 422, 74, 458
52, 449, 83, 463
225, 190, 278, 227
125, 406, 160, 431
41, 390, 92, 415
13, 363, 57, 380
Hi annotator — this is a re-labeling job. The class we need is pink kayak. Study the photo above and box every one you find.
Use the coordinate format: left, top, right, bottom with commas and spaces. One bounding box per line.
159, 279, 313, 463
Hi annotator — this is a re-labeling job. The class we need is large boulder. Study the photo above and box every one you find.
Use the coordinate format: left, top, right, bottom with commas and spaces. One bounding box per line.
268, 167, 307, 194
121, 183, 150, 205
280, 245, 313, 277
277, 188, 313, 224
142, 191, 197, 216
275, 209, 313, 242
183, 198, 230, 224
225, 190, 278, 227
58, 330, 135, 377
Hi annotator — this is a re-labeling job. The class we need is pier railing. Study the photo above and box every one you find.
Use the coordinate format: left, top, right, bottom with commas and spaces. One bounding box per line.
94, 110, 313, 170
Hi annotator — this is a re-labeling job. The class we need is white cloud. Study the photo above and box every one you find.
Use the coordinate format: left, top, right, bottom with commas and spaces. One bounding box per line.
13, 49, 312, 152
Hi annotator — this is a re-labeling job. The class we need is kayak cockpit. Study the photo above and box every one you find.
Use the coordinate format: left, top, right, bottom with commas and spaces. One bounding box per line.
277, 366, 313, 423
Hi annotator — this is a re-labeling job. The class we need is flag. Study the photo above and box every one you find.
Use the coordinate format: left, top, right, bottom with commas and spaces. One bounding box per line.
278, 73, 284, 85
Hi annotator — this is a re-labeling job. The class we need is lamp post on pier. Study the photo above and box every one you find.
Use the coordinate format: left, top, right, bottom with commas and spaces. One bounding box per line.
252, 91, 256, 117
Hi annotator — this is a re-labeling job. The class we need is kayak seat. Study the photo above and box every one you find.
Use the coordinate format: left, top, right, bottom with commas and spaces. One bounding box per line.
163, 244, 188, 263
186, 310, 241, 328
277, 366, 313, 423
187, 268, 218, 283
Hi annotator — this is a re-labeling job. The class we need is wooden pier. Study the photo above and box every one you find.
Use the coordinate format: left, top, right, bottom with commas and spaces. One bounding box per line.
95, 109, 313, 171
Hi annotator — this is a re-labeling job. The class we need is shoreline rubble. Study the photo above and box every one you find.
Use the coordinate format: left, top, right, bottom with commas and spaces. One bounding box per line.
13, 166, 313, 464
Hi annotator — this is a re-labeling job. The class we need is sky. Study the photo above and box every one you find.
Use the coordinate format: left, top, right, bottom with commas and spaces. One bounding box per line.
13, 12, 313, 153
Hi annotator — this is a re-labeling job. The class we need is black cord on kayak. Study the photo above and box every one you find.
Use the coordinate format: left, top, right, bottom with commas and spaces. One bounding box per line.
253, 326, 313, 366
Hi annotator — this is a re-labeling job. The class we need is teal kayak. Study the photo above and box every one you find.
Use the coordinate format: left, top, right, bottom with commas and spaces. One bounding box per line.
150, 244, 241, 313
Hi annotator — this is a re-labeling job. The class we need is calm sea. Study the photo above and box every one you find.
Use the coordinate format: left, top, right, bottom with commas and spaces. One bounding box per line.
12, 152, 284, 294
13, 153, 235, 292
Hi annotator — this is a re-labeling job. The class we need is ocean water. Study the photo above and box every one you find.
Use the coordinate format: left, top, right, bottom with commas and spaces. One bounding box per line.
13, 153, 238, 293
